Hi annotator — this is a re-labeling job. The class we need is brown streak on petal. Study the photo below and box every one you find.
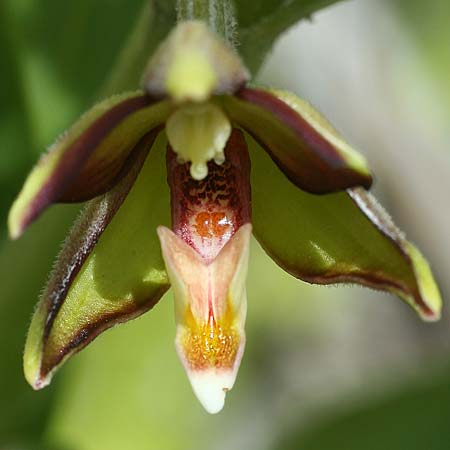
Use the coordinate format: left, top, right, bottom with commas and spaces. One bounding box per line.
39, 284, 169, 380
60, 125, 164, 203
23, 95, 155, 230
59, 157, 130, 202
268, 256, 435, 319
256, 186, 434, 319
234, 88, 372, 193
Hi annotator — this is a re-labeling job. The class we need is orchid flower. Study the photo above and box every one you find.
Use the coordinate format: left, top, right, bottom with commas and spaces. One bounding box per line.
9, 20, 441, 414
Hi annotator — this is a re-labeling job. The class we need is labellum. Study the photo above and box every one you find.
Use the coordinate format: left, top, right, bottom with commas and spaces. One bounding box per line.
158, 129, 251, 413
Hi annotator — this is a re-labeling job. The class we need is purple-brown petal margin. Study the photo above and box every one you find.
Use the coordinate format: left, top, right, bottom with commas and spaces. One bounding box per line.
8, 91, 172, 239
222, 87, 372, 194
24, 130, 171, 389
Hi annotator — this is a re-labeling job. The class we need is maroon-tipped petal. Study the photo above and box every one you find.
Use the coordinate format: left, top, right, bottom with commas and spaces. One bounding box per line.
9, 92, 171, 239
224, 87, 372, 194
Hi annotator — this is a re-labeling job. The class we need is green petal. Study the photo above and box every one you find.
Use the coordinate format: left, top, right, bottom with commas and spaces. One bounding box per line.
8, 91, 171, 239
223, 88, 372, 194
24, 132, 171, 389
247, 133, 441, 321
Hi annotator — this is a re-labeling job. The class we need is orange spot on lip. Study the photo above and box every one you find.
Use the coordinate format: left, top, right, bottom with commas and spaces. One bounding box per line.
194, 211, 231, 239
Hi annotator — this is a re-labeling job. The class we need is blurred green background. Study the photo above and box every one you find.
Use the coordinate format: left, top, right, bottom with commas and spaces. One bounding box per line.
1, 0, 450, 449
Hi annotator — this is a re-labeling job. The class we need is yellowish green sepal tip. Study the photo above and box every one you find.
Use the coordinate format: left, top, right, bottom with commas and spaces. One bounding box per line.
405, 242, 442, 322
271, 89, 371, 178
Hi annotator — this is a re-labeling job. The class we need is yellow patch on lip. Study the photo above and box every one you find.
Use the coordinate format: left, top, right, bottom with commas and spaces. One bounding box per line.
180, 302, 241, 371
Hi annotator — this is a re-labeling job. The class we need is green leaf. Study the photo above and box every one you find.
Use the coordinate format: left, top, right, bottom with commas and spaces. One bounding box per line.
100, 0, 177, 96
235, 0, 345, 74
247, 133, 441, 321
24, 0, 146, 100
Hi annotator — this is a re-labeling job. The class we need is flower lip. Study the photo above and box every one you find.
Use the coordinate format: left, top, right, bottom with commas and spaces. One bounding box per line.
160, 129, 252, 413
187, 369, 236, 414
158, 223, 251, 414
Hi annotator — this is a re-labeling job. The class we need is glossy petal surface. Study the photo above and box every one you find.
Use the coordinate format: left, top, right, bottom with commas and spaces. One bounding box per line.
223, 88, 372, 194
24, 132, 171, 389
248, 134, 441, 321
9, 92, 171, 239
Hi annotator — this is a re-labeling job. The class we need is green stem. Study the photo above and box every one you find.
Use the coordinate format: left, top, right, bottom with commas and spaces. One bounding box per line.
176, 0, 237, 47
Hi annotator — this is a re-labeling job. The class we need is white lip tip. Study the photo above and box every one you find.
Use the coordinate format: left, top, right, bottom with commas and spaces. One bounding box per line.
199, 390, 226, 415
188, 370, 235, 414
